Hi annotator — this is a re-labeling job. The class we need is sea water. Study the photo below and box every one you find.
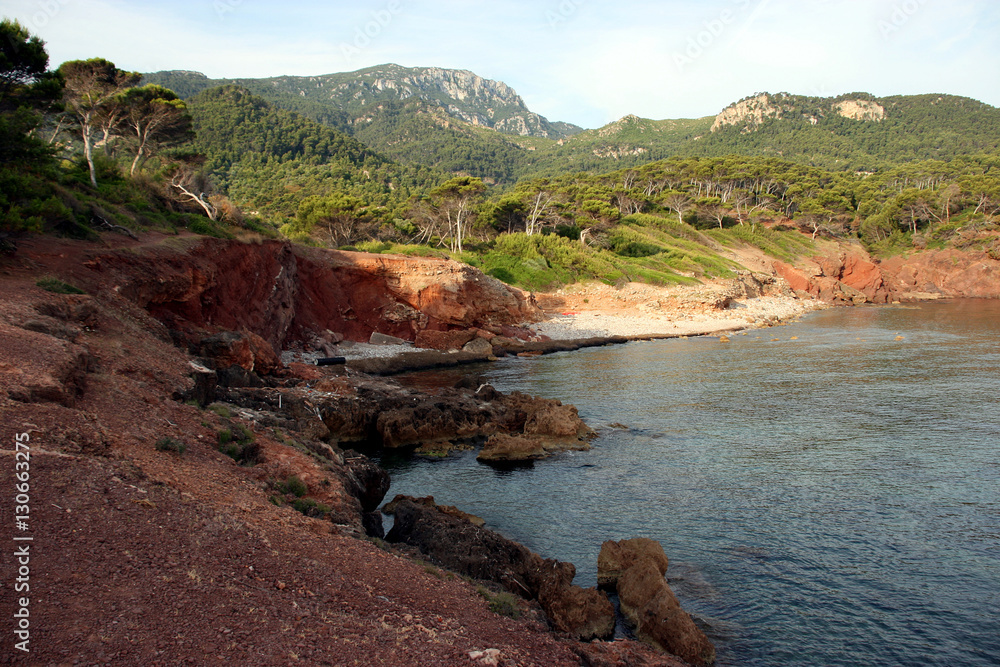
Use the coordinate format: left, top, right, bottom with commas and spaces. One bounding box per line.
382, 300, 1000, 666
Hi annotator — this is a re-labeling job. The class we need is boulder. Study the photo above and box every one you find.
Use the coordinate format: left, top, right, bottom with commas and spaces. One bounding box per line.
477, 434, 547, 462
382, 494, 485, 527
524, 400, 592, 439
199, 330, 282, 375
618, 560, 715, 666
772, 251, 892, 304
245, 330, 282, 375
462, 336, 495, 356
369, 332, 409, 346
414, 328, 478, 351
386, 497, 614, 641
597, 538, 670, 588
311, 379, 594, 459
600, 538, 715, 666
373, 393, 494, 449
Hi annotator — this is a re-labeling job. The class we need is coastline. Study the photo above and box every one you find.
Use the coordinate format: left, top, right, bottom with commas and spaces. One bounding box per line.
530, 280, 828, 340
323, 282, 829, 375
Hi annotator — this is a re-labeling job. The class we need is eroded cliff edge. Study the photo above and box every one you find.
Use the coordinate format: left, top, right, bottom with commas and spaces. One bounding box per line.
72, 234, 542, 352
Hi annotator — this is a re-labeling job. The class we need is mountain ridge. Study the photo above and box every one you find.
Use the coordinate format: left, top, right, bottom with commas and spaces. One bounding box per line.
143, 66, 1000, 180
143, 64, 583, 140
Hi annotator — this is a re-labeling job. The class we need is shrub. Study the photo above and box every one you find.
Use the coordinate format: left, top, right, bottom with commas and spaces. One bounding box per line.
36, 277, 86, 294
292, 497, 331, 518
155, 437, 186, 454
188, 218, 231, 238
279, 475, 308, 498
216, 425, 260, 465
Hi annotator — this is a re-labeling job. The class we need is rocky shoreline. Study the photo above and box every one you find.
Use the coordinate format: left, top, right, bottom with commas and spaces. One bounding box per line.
1, 232, 922, 666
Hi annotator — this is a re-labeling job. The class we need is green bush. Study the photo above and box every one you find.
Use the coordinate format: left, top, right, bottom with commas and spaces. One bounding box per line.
216, 425, 260, 465
155, 437, 187, 454
292, 497, 331, 518
36, 277, 85, 294
279, 475, 308, 498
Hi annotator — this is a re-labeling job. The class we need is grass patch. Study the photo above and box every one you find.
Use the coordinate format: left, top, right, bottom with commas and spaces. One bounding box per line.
476, 586, 521, 619
36, 277, 86, 294
207, 403, 233, 419
706, 225, 815, 262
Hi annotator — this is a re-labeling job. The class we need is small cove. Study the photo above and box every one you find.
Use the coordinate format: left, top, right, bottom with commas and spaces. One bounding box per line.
383, 300, 1000, 666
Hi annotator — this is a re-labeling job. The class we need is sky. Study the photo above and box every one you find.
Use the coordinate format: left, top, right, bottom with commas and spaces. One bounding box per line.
5, 0, 1000, 129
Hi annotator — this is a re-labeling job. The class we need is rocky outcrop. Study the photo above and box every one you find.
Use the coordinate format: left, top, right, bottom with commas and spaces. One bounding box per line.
713, 93, 886, 133
597, 537, 671, 588
880, 248, 1000, 298
478, 396, 594, 462
383, 494, 485, 527
386, 497, 614, 641
85, 237, 541, 351
834, 99, 885, 122
214, 373, 594, 462
773, 251, 892, 304
2, 303, 96, 408
198, 330, 281, 375
598, 539, 715, 666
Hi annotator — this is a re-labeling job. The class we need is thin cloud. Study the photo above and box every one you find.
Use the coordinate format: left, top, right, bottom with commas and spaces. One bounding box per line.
3, 0, 997, 128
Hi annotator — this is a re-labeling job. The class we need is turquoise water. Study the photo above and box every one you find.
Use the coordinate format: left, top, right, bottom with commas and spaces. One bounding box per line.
382, 300, 1000, 666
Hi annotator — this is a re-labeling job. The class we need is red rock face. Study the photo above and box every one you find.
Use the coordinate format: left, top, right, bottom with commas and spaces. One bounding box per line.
773, 251, 892, 304
880, 248, 1000, 298
91, 238, 542, 350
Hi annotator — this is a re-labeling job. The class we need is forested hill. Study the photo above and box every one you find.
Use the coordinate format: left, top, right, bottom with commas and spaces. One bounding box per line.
187, 86, 441, 217
143, 65, 581, 140
688, 92, 1000, 171
150, 65, 1000, 183
521, 93, 1000, 177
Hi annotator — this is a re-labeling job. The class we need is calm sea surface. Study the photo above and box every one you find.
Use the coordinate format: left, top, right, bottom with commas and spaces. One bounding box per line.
382, 300, 1000, 666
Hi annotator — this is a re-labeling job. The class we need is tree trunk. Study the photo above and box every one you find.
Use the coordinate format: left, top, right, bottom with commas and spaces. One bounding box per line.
83, 123, 97, 188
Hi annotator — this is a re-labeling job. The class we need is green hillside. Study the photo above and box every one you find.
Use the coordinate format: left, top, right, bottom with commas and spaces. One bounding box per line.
681, 93, 1000, 171
187, 86, 441, 218
349, 99, 530, 183
141, 69, 1000, 183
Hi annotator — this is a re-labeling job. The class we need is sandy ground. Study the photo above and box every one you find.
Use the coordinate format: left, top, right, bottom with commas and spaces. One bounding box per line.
280, 281, 827, 363
531, 281, 827, 340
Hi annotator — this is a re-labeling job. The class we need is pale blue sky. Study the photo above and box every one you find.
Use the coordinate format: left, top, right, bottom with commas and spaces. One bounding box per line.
6, 0, 999, 128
